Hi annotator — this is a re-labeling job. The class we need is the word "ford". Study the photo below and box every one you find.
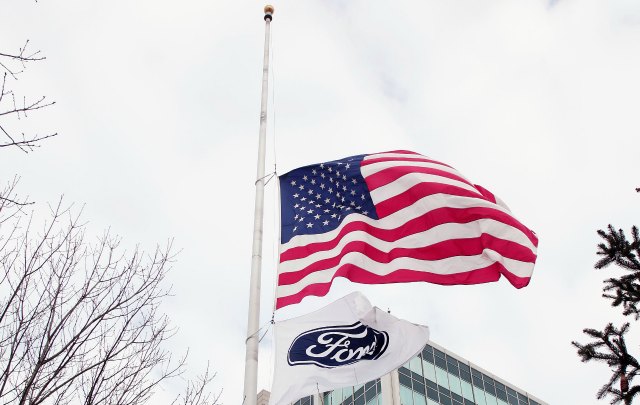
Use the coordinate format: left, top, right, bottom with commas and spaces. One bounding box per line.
287, 322, 389, 368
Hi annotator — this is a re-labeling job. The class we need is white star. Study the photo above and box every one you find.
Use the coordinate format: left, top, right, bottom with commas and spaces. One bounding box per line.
303, 175, 308, 181
350, 190, 356, 196
293, 226, 298, 232
352, 179, 357, 185
337, 162, 343, 166
328, 167, 332, 172
307, 222, 313, 228
312, 169, 317, 175
345, 163, 351, 169
315, 204, 321, 208
320, 183, 325, 189
361, 194, 366, 200
307, 209, 314, 214
342, 175, 347, 181
336, 192, 341, 198
324, 209, 330, 213
345, 207, 351, 211
316, 194, 321, 200
331, 213, 337, 218
323, 220, 329, 226
299, 185, 305, 191
329, 177, 334, 183
311, 179, 316, 185
324, 198, 330, 204
294, 214, 299, 219
293, 193, 299, 199
320, 173, 326, 179
294, 203, 299, 208
350, 201, 355, 206
301, 197, 307, 202
356, 206, 361, 210
341, 197, 346, 203
336, 171, 340, 177
328, 188, 333, 194
314, 214, 320, 220
320, 163, 325, 169
342, 186, 347, 192
299, 217, 304, 222
308, 189, 313, 195
290, 180, 296, 186
362, 211, 368, 215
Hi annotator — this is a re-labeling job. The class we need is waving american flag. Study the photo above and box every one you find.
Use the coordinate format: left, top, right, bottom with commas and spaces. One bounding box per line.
276, 151, 538, 309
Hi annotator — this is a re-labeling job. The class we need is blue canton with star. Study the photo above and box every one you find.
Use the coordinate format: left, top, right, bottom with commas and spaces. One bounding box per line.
279, 154, 379, 244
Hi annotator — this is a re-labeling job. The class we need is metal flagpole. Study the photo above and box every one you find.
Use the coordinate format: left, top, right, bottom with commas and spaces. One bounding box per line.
243, 5, 273, 405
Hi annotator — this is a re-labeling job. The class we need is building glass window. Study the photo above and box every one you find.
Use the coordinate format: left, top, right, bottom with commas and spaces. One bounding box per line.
473, 386, 487, 405
330, 389, 342, 404
401, 385, 414, 405
309, 344, 544, 405
448, 374, 463, 397
410, 356, 424, 375
414, 392, 427, 405
435, 366, 450, 389
485, 393, 498, 405
422, 358, 437, 382
293, 396, 313, 405
321, 379, 381, 405
460, 381, 474, 401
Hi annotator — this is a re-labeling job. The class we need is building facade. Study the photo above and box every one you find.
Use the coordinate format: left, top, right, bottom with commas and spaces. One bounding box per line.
290, 341, 547, 405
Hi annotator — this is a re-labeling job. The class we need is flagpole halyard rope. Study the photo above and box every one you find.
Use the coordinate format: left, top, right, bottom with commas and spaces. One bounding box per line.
254, 171, 276, 186
269, 8, 280, 320
245, 319, 273, 344
271, 172, 282, 316
270, 15, 278, 176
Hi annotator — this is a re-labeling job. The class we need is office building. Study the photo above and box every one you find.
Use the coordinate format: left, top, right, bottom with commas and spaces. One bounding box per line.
290, 341, 547, 405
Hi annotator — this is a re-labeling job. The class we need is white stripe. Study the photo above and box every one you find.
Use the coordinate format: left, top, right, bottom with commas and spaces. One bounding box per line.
281, 194, 528, 252
277, 250, 533, 298
279, 218, 535, 274
369, 172, 483, 203
361, 159, 467, 181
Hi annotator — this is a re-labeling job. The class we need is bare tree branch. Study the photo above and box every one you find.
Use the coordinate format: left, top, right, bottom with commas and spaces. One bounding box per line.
172, 364, 222, 405
0, 40, 56, 152
0, 184, 219, 405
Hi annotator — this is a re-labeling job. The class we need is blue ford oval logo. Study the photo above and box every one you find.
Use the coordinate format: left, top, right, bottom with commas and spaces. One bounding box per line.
287, 322, 389, 368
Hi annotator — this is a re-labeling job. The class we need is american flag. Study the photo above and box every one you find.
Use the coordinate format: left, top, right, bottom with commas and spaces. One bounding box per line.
276, 151, 538, 309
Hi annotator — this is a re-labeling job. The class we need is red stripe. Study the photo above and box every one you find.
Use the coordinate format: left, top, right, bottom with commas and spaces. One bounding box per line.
280, 206, 538, 262
361, 156, 454, 170
373, 182, 485, 218
473, 184, 497, 204
275, 262, 531, 309
279, 234, 536, 286
365, 165, 474, 192
367, 150, 421, 157
377, 191, 538, 246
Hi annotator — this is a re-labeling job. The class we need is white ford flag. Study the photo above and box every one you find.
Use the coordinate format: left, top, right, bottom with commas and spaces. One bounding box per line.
269, 292, 429, 405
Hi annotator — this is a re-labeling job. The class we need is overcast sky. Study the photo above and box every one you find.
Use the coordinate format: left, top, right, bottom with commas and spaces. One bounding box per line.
2, 0, 640, 403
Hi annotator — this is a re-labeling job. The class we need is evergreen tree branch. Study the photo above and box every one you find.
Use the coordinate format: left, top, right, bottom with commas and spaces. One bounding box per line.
573, 323, 640, 404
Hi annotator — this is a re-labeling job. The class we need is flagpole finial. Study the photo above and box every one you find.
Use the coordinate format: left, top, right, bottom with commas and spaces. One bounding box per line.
264, 5, 274, 21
